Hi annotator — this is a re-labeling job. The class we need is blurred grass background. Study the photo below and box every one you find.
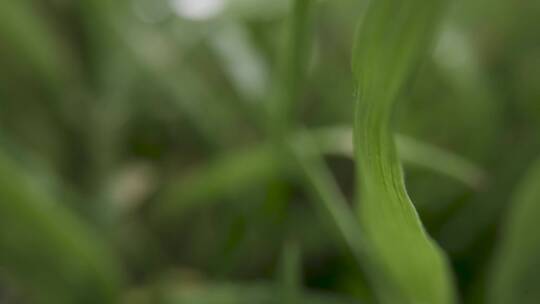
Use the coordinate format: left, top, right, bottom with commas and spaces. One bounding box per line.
0, 0, 540, 303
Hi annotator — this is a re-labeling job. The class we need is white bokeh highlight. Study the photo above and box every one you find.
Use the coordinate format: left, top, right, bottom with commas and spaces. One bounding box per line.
169, 0, 225, 20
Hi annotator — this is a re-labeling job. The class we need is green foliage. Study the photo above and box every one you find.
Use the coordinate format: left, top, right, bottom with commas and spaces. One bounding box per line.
124, 281, 358, 304
0, 0, 72, 98
0, 149, 121, 304
488, 159, 540, 304
352, 0, 455, 303
1, 0, 540, 303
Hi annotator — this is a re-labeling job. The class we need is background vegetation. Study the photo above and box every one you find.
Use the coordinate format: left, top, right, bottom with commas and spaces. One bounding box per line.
1, 0, 540, 303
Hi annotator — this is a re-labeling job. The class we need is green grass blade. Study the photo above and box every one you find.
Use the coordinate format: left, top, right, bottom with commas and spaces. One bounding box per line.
315, 127, 486, 189
278, 241, 303, 304
123, 281, 360, 304
290, 131, 367, 262
122, 25, 244, 148
0, 0, 71, 93
488, 159, 540, 304
396, 136, 486, 189
152, 143, 282, 224
210, 21, 269, 102
352, 1, 455, 303
268, 0, 315, 135
0, 149, 122, 304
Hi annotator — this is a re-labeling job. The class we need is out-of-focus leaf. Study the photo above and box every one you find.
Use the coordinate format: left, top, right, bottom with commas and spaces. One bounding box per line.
152, 142, 282, 224
0, 149, 122, 304
153, 127, 484, 224
121, 22, 244, 148
76, 0, 122, 87
290, 132, 377, 302
210, 22, 269, 102
278, 241, 302, 304
0, 0, 72, 92
396, 136, 486, 189
123, 281, 360, 304
430, 24, 503, 251
290, 130, 367, 262
488, 159, 540, 304
316, 127, 486, 189
225, 0, 290, 20
269, 0, 316, 136
352, 0, 455, 303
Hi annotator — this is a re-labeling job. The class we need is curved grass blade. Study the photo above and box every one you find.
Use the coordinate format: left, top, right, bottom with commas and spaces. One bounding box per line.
0, 149, 122, 304
488, 159, 540, 304
352, 1, 455, 303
